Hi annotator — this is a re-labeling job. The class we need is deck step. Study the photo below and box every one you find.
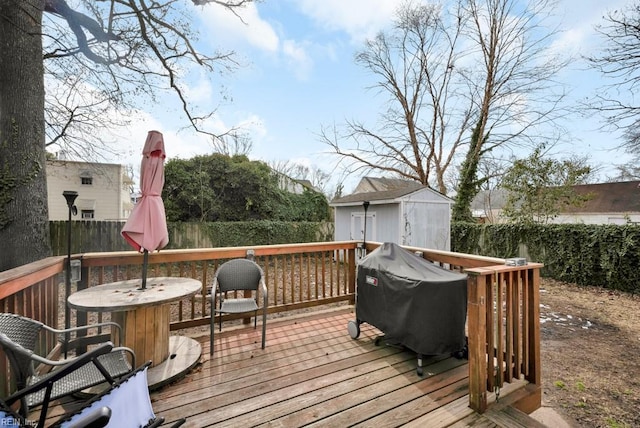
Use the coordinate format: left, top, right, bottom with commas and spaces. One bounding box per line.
483, 405, 548, 428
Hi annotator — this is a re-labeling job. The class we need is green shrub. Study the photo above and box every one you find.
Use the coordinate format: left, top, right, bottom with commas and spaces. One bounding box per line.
452, 223, 640, 294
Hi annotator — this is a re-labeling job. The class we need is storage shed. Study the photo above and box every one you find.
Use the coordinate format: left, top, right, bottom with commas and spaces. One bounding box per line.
330, 177, 453, 251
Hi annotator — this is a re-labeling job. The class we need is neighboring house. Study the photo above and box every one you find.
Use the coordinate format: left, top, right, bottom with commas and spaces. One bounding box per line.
274, 171, 322, 195
47, 159, 134, 221
330, 177, 454, 251
471, 181, 640, 224
471, 188, 508, 224
554, 181, 640, 224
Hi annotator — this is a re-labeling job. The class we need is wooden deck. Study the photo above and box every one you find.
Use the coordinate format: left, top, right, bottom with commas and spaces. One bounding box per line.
41, 307, 543, 427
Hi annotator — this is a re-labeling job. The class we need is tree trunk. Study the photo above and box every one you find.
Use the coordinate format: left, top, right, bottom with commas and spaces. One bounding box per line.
0, 1, 51, 271
452, 123, 484, 223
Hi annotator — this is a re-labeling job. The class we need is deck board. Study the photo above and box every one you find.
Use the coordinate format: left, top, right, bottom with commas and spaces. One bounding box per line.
39, 307, 543, 427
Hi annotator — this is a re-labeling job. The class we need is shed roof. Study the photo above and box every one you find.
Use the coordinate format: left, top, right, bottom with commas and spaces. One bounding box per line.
330, 177, 448, 205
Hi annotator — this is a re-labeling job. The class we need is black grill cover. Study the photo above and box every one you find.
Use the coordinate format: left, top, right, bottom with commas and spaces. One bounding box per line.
356, 242, 468, 356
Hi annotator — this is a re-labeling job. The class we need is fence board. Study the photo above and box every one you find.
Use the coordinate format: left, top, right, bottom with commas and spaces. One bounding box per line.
49, 221, 334, 255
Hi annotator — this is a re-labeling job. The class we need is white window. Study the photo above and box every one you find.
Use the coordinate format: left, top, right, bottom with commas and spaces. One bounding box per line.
81, 210, 95, 219
80, 170, 93, 185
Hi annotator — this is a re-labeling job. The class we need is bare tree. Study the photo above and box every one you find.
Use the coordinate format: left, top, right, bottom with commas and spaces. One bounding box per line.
320, 2, 469, 193
451, 0, 570, 221
606, 157, 640, 182
212, 132, 254, 157
269, 160, 333, 196
0, 0, 254, 271
587, 3, 640, 155
320, 0, 569, 221
41, 0, 255, 158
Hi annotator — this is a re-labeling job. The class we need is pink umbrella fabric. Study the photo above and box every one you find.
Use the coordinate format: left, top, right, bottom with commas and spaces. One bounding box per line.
122, 130, 169, 255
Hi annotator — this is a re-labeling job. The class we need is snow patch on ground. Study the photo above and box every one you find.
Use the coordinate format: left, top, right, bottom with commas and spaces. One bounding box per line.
539, 302, 594, 330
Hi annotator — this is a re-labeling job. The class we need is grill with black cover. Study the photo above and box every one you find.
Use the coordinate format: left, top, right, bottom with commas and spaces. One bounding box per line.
348, 242, 468, 375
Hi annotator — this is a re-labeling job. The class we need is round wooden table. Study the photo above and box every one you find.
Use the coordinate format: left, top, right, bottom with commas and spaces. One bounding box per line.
68, 277, 202, 389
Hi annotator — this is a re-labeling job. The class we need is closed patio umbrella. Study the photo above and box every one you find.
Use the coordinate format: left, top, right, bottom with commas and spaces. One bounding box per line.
122, 130, 169, 289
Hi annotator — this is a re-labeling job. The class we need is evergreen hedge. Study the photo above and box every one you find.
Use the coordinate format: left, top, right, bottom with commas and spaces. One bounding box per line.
452, 223, 640, 294
168, 220, 333, 249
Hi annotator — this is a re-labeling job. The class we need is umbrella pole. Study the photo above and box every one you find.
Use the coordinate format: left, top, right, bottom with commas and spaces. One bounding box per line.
142, 249, 149, 290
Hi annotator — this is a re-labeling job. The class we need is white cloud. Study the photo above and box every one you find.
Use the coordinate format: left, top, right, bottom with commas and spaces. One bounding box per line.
199, 3, 279, 53
549, 0, 630, 56
181, 74, 214, 105
198, 2, 315, 81
107, 109, 213, 184
282, 39, 314, 80
296, 0, 398, 42
238, 114, 267, 140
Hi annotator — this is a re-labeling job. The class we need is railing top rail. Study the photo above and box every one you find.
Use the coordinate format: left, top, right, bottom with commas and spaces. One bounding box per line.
465, 263, 544, 275
78, 241, 360, 267
1, 241, 542, 298
77, 240, 512, 268
365, 242, 507, 269
0, 256, 65, 299
397, 244, 505, 266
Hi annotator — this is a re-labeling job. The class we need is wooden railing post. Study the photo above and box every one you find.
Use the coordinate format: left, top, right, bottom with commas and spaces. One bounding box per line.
467, 270, 488, 413
347, 248, 356, 304
74, 260, 90, 353
517, 265, 543, 413
526, 267, 541, 385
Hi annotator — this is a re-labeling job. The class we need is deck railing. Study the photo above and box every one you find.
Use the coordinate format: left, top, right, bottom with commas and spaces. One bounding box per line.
0, 241, 541, 414
465, 264, 542, 413
0, 257, 65, 395
76, 241, 357, 330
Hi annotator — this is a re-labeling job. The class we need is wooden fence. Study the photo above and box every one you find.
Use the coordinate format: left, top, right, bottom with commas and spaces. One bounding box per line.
49, 221, 334, 255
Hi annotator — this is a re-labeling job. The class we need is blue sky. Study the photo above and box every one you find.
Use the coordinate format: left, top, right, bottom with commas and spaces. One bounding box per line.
112, 0, 635, 194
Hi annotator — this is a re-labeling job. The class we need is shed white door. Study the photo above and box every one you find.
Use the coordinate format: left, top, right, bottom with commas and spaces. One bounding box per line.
351, 212, 376, 241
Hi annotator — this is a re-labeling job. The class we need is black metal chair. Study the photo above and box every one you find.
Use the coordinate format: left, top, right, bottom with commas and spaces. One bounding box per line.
0, 313, 134, 426
50, 361, 186, 428
2, 358, 185, 428
209, 258, 267, 355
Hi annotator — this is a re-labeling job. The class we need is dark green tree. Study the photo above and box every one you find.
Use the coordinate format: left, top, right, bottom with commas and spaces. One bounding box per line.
164, 154, 331, 222
501, 147, 593, 224
279, 189, 332, 222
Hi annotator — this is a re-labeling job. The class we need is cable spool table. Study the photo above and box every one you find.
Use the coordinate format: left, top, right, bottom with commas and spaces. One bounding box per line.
68, 277, 202, 390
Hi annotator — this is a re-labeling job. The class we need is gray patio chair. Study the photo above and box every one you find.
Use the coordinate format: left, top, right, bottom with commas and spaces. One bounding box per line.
210, 258, 267, 355
0, 313, 134, 425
